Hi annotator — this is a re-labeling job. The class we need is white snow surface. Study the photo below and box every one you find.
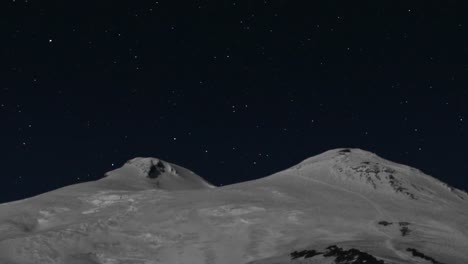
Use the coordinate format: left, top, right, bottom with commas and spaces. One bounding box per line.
0, 148, 467, 264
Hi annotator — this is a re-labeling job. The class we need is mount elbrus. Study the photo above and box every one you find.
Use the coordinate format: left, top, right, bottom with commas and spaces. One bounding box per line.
0, 149, 467, 264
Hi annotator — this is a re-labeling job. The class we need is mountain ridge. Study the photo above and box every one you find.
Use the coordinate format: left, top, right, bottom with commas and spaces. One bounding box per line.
0, 148, 467, 264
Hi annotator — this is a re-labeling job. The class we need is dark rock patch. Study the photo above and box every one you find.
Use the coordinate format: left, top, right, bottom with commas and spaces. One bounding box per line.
147, 161, 166, 179
290, 250, 322, 259
348, 162, 399, 190
290, 245, 385, 263
378, 221, 393, 226
400, 226, 411, 236
324, 245, 385, 264
406, 248, 445, 264
399, 222, 411, 236
350, 164, 383, 189
388, 175, 417, 200
352, 164, 381, 174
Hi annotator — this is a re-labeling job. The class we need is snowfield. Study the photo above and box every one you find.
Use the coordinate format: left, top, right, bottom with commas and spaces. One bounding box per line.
0, 149, 467, 264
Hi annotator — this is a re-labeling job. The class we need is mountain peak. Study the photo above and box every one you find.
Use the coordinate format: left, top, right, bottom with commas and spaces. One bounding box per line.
101, 157, 215, 191
292, 148, 467, 203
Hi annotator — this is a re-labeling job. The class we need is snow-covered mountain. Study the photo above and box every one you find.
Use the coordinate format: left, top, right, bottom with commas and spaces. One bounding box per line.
0, 149, 467, 264
100, 157, 215, 191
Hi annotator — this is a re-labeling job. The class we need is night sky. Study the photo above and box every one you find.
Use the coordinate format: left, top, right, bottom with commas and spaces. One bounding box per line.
1, 1, 467, 203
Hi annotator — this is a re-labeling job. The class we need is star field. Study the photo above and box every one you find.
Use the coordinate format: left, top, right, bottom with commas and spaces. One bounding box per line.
0, 0, 467, 203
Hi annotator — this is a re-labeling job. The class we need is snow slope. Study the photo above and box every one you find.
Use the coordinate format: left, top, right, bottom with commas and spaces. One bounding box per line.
0, 149, 467, 264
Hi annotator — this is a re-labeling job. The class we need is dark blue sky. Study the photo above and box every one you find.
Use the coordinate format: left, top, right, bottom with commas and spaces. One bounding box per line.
1, 0, 467, 203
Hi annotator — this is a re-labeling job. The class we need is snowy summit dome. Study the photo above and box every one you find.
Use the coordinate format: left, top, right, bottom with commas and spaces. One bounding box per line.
102, 157, 215, 191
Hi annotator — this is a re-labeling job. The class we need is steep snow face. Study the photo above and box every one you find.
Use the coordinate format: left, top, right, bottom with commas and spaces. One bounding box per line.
291, 148, 468, 203
102, 157, 215, 191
